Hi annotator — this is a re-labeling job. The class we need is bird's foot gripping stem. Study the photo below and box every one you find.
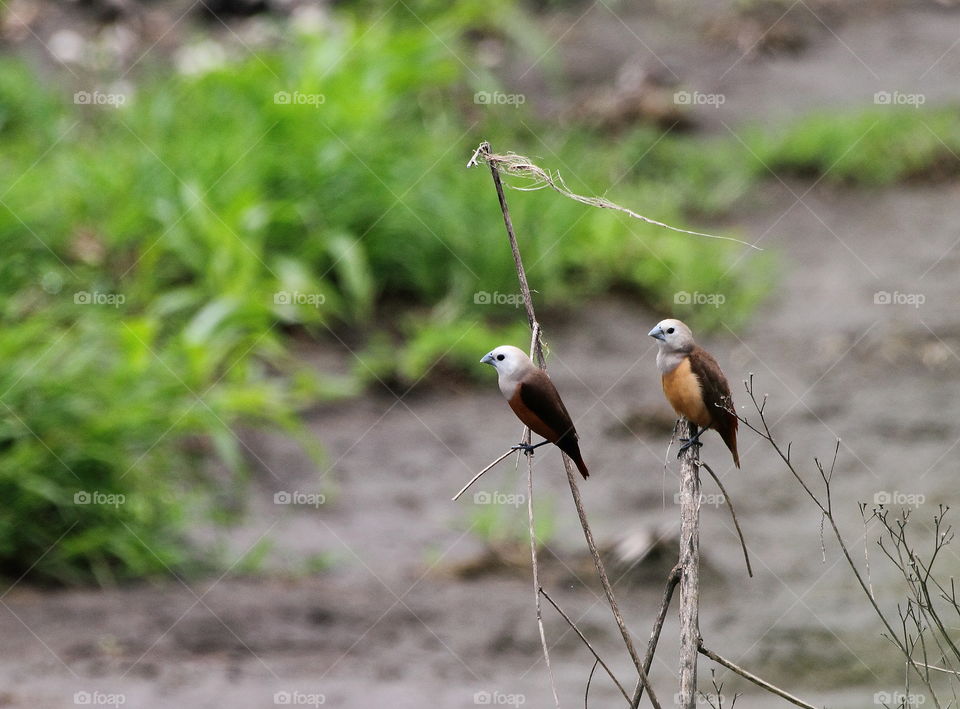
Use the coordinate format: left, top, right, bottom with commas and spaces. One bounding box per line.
512, 440, 550, 456
677, 425, 705, 459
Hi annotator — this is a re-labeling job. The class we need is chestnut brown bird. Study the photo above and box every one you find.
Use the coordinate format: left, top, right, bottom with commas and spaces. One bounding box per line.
481, 345, 589, 478
648, 319, 740, 468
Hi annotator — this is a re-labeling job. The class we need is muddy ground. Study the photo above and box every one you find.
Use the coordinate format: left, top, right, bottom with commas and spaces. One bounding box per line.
2, 1, 960, 707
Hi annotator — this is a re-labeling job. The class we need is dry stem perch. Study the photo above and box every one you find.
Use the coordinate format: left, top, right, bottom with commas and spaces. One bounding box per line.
677, 419, 702, 709
523, 325, 561, 709
470, 141, 662, 708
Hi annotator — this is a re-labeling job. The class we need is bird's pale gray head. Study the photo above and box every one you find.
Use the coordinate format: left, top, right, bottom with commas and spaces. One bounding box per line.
480, 345, 532, 378
648, 318, 695, 352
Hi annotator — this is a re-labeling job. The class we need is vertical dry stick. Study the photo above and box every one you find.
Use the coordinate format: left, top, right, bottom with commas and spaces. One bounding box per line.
525, 324, 561, 709
527, 461, 560, 708
677, 419, 702, 709
631, 565, 682, 708
476, 142, 662, 709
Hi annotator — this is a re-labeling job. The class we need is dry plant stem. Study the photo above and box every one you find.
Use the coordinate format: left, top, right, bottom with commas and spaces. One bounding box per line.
539, 588, 632, 704
700, 462, 753, 578
476, 141, 661, 709
631, 565, 682, 708
452, 449, 515, 501
677, 418, 702, 709
562, 454, 662, 709
585, 660, 600, 709
525, 328, 561, 709
736, 376, 941, 708
698, 645, 819, 709
921, 663, 960, 677
528, 461, 560, 708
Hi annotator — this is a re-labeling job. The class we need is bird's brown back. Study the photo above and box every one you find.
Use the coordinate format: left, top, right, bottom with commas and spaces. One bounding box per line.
687, 345, 739, 467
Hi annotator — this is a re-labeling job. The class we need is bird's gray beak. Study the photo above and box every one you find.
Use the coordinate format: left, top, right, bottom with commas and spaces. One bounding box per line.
648, 326, 666, 342
480, 352, 495, 365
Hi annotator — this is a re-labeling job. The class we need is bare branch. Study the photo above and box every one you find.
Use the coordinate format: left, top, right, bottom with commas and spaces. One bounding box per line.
737, 377, 942, 708
632, 565, 682, 708
698, 644, 820, 709
452, 449, 516, 501
540, 588, 632, 704
528, 447, 560, 708
701, 461, 753, 578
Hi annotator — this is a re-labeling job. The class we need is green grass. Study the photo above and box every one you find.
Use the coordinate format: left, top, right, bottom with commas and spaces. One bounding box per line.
0, 1, 953, 583
749, 108, 960, 184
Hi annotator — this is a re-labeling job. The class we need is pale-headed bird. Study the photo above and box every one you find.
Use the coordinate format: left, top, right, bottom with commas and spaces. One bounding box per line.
481, 345, 589, 478
648, 319, 740, 467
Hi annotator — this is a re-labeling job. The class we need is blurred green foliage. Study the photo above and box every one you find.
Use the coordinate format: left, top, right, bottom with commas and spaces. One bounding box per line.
749, 108, 960, 185
6, 1, 949, 583
466, 490, 557, 548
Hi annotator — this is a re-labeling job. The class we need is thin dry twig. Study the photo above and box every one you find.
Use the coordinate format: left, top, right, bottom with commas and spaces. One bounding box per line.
452, 449, 515, 501
468, 142, 761, 250
701, 461, 753, 578
585, 660, 600, 709
698, 644, 819, 709
734, 374, 941, 708
540, 587, 632, 704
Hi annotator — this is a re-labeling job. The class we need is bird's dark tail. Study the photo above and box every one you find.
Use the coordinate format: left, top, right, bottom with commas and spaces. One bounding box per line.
718, 418, 740, 469
559, 438, 589, 479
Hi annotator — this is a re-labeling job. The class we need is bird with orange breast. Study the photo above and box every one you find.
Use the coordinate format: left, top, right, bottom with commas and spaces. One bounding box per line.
481, 345, 589, 478
648, 319, 740, 467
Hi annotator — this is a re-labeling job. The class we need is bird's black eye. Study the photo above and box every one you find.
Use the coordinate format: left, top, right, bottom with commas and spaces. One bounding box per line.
496, 354, 505, 361
666, 327, 675, 334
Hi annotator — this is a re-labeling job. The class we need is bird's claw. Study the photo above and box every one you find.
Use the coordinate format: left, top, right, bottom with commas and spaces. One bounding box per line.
512, 443, 537, 454
677, 437, 703, 458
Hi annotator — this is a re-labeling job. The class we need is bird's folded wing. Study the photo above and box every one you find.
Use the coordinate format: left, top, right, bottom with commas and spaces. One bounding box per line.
517, 371, 578, 443
687, 347, 736, 424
